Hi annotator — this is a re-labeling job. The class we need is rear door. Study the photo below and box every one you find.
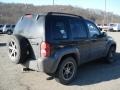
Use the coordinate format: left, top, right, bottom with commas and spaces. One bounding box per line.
69, 18, 90, 63
86, 21, 107, 60
46, 16, 91, 64
46, 15, 72, 55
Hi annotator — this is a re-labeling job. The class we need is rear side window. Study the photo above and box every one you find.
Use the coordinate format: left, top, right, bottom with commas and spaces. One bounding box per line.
52, 17, 68, 40
69, 18, 87, 39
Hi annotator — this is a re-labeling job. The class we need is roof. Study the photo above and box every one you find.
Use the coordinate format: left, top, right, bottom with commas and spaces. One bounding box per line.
25, 12, 83, 19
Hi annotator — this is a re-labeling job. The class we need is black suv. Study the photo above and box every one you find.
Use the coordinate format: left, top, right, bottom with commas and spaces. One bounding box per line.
8, 12, 116, 84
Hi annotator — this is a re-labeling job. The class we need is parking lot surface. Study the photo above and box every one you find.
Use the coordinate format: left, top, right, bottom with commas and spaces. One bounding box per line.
0, 32, 120, 90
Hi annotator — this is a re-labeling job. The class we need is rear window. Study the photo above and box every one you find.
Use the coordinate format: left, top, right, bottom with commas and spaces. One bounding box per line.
14, 15, 41, 36
14, 15, 34, 33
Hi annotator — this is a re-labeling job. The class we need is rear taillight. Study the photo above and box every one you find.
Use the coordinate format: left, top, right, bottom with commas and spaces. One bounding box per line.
40, 42, 51, 57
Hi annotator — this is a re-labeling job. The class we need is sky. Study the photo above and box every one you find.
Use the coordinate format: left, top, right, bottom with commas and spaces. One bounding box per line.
0, 0, 119, 15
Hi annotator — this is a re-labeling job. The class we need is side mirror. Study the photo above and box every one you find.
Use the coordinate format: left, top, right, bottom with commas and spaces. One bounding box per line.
99, 27, 102, 31
101, 32, 107, 37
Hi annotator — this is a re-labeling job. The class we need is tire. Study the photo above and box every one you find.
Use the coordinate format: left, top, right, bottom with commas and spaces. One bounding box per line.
55, 57, 77, 85
8, 35, 30, 64
105, 46, 116, 63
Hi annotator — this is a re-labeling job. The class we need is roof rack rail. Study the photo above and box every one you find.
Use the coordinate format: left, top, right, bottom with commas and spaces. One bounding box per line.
47, 12, 83, 18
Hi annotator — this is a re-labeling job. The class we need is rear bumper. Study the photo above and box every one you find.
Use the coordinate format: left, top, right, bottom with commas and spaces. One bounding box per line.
22, 57, 58, 74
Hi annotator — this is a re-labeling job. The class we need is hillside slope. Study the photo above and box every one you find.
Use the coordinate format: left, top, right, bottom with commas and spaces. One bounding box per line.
0, 2, 120, 24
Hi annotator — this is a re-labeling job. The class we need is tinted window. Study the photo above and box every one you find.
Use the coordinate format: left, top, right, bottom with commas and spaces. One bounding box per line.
87, 21, 100, 38
0, 25, 3, 28
52, 20, 68, 40
69, 19, 87, 39
6, 25, 10, 28
97, 24, 101, 26
12, 25, 15, 28
110, 24, 117, 27
104, 24, 108, 26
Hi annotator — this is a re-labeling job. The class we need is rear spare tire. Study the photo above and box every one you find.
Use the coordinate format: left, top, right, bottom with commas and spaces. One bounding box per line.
8, 35, 29, 64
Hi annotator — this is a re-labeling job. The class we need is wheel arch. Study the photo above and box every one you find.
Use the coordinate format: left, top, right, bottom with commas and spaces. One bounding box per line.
54, 47, 80, 74
60, 53, 79, 66
110, 43, 116, 49
106, 41, 116, 56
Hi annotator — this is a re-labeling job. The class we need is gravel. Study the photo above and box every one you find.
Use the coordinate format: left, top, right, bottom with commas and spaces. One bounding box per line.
0, 32, 120, 90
